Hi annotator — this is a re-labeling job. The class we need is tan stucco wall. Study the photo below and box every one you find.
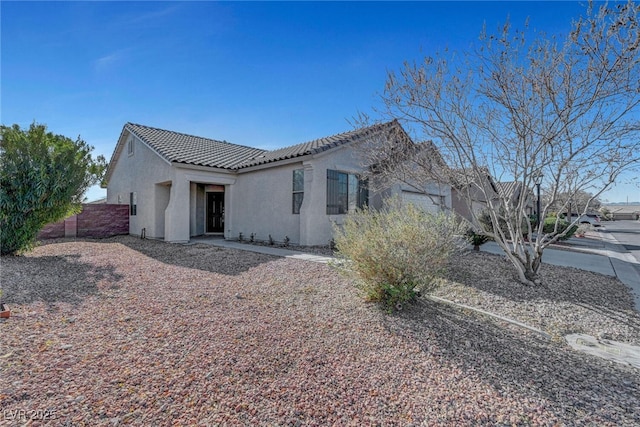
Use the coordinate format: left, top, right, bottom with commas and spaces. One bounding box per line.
297, 143, 378, 246
231, 162, 303, 244
106, 132, 173, 239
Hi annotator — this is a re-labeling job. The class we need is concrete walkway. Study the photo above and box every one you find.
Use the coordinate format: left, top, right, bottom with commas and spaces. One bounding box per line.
189, 236, 334, 263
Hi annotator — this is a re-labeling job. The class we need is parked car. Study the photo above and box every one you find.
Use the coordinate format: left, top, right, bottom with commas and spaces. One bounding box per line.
569, 214, 602, 227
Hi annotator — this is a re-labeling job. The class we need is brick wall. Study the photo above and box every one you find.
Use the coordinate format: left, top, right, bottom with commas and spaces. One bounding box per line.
37, 220, 66, 239
38, 204, 129, 239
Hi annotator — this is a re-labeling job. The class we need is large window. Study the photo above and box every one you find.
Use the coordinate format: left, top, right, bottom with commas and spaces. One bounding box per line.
292, 169, 304, 214
326, 170, 368, 214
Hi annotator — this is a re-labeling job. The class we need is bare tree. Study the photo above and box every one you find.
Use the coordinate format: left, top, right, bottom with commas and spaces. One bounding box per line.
360, 1, 640, 285
544, 190, 602, 216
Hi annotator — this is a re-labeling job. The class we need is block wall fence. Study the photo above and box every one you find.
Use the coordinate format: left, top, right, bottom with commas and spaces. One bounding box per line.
38, 204, 129, 239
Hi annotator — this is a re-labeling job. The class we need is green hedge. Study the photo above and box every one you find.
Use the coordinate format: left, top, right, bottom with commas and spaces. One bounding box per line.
542, 217, 578, 240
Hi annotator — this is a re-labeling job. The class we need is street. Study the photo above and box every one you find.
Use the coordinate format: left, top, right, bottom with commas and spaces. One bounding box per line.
602, 219, 640, 266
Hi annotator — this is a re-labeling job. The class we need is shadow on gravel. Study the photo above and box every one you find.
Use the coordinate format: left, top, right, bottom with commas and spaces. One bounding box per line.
445, 251, 636, 312
106, 236, 279, 276
385, 299, 640, 424
1, 254, 123, 306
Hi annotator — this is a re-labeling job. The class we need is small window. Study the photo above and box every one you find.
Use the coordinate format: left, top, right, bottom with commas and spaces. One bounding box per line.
127, 138, 134, 156
326, 170, 368, 214
130, 192, 137, 216
292, 169, 304, 214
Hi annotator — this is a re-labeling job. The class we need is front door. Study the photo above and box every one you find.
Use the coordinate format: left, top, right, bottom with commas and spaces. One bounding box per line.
206, 192, 224, 233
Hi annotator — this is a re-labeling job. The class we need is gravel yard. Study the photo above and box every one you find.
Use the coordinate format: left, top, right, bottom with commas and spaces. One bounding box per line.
1, 236, 639, 426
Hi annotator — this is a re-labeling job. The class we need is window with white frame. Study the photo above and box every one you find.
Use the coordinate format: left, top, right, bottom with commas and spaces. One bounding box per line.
127, 137, 134, 156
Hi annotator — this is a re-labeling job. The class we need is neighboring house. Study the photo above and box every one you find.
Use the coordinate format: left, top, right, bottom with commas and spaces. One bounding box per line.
450, 173, 534, 223
450, 169, 498, 223
495, 181, 535, 216
103, 120, 451, 246
603, 204, 640, 220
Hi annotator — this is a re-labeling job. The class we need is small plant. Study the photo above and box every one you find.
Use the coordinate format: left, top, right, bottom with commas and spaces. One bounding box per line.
574, 223, 590, 238
0, 289, 8, 318
268, 234, 274, 245
465, 228, 489, 251
283, 236, 290, 247
329, 238, 336, 253
249, 233, 255, 243
238, 232, 244, 242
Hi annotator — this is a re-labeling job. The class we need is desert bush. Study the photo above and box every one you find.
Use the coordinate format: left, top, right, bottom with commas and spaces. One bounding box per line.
332, 198, 466, 312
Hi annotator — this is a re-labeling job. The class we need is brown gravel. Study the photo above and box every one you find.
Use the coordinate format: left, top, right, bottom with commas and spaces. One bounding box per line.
1, 236, 639, 426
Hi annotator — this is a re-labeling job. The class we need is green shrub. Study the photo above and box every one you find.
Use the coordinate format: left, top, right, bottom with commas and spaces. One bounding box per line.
0, 123, 105, 255
542, 217, 578, 240
332, 198, 465, 312
465, 228, 489, 249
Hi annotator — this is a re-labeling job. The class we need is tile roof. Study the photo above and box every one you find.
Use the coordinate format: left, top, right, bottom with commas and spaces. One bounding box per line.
235, 120, 402, 168
125, 123, 267, 169
121, 120, 403, 172
495, 181, 522, 199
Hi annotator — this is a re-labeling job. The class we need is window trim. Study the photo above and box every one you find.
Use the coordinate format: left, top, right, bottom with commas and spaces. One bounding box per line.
127, 138, 134, 156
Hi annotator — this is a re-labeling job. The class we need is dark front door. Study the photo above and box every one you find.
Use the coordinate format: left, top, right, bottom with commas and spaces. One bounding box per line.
206, 192, 224, 233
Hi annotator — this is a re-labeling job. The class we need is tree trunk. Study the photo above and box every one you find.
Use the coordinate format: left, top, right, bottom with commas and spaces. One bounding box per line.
503, 248, 541, 286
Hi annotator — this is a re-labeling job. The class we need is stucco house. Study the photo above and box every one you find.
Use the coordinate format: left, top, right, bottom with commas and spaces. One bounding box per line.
103, 120, 451, 246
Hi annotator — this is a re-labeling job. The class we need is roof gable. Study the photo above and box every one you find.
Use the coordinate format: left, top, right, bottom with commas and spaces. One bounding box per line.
496, 181, 522, 199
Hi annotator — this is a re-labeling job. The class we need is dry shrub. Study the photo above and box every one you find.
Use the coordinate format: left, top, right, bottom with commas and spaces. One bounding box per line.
332, 197, 466, 311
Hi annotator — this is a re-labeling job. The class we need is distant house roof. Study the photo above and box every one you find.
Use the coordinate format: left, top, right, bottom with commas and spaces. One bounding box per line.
105, 121, 404, 184
87, 197, 107, 204
449, 167, 498, 192
603, 204, 640, 214
495, 181, 522, 199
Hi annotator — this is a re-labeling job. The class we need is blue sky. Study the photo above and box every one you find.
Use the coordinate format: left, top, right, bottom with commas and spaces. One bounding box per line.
2, 1, 638, 203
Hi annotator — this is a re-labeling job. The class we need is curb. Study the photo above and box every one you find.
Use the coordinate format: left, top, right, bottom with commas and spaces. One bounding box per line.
429, 295, 552, 340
